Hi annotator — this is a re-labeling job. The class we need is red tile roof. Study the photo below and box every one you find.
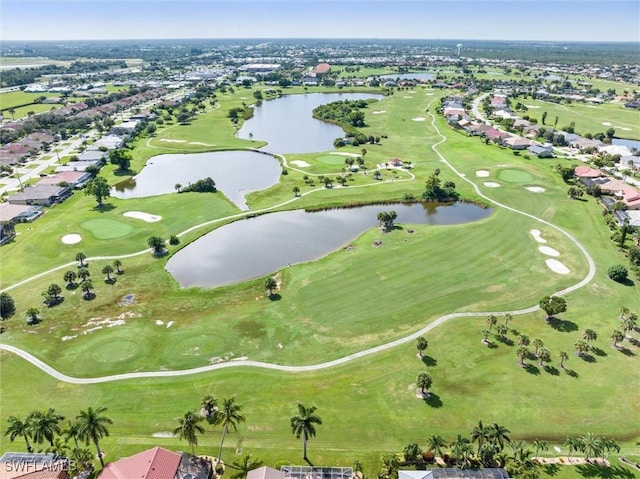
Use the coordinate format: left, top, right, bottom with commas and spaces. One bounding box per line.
574, 165, 603, 178
312, 63, 331, 75
99, 447, 181, 479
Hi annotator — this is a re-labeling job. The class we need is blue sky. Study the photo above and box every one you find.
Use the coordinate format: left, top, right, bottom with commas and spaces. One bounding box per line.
2, 0, 639, 42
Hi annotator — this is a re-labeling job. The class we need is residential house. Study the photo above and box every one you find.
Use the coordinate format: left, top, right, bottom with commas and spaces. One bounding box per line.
503, 136, 532, 150
0, 452, 68, 479
90, 135, 124, 151
55, 161, 101, 173
248, 466, 286, 479
619, 155, 640, 170
574, 165, 605, 179
598, 144, 632, 157
485, 128, 511, 142
0, 204, 43, 244
99, 446, 212, 479
528, 144, 554, 158
36, 171, 92, 189
7, 185, 72, 206
399, 469, 510, 479
77, 150, 107, 162
570, 137, 604, 150
598, 178, 640, 210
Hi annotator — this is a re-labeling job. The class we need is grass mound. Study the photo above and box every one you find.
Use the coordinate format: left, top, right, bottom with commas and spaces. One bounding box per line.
81, 219, 135, 239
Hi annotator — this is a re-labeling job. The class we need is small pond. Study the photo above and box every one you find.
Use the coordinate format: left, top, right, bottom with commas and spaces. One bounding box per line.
166, 202, 491, 289
111, 150, 281, 210
237, 92, 382, 153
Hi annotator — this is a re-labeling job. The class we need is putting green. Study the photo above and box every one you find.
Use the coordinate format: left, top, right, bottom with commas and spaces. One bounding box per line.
316, 154, 353, 166
90, 340, 141, 363
81, 219, 134, 239
497, 169, 535, 183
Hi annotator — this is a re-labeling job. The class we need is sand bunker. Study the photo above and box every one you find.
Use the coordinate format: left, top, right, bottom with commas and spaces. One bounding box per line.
602, 121, 612, 126
526, 186, 546, 193
61, 233, 82, 244
330, 152, 360, 157
539, 246, 560, 257
476, 170, 490, 177
372, 110, 386, 114
159, 139, 186, 143
123, 211, 162, 223
484, 182, 501, 188
412, 117, 426, 122
546, 259, 570, 274
403, 96, 413, 99
291, 160, 311, 167
525, 105, 541, 109
620, 127, 632, 131
530, 229, 547, 243
426, 93, 434, 96
189, 141, 215, 146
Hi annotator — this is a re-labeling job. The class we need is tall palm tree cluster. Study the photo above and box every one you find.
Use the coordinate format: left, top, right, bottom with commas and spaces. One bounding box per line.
4, 406, 112, 475
392, 422, 619, 479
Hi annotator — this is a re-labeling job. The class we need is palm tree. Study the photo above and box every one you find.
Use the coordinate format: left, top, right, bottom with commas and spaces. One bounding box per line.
175, 183, 182, 193
504, 313, 513, 326
75, 252, 87, 267
69, 447, 94, 477
230, 455, 264, 479
113, 259, 123, 274
63, 270, 77, 287
532, 439, 548, 458
622, 316, 637, 334
101, 264, 114, 282
426, 434, 447, 457
27, 408, 64, 447
532, 338, 544, 355
5, 416, 33, 452
264, 277, 278, 297
76, 406, 113, 468
518, 334, 530, 347
416, 336, 428, 358
496, 324, 509, 339
581, 433, 603, 463
201, 394, 219, 420
471, 420, 491, 454
601, 438, 620, 460
558, 351, 569, 369
537, 346, 551, 367
173, 411, 204, 456
63, 420, 81, 449
416, 371, 433, 396
564, 437, 581, 460
574, 339, 590, 357
26, 307, 40, 324
611, 330, 625, 348
450, 435, 473, 468
78, 267, 90, 282
486, 314, 497, 331
516, 346, 529, 366
45, 437, 70, 456
81, 280, 94, 299
583, 329, 597, 343
619, 306, 630, 320
481, 329, 491, 344
8, 108, 16, 120
212, 398, 245, 467
488, 423, 511, 451
290, 402, 322, 461
508, 440, 528, 461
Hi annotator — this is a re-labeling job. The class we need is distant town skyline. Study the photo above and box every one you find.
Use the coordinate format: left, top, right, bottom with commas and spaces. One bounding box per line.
2, 0, 639, 43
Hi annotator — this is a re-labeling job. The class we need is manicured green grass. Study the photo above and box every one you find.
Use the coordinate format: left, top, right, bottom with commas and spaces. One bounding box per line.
81, 218, 134, 239
1, 84, 639, 473
498, 169, 536, 184
521, 98, 640, 140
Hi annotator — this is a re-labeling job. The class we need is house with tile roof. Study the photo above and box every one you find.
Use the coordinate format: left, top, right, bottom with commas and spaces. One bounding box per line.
99, 447, 212, 479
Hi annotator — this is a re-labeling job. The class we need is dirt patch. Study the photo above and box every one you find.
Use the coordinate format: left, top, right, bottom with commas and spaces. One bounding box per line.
372, 240, 385, 247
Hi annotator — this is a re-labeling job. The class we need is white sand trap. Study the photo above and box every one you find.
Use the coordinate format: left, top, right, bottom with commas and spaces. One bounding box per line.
602, 121, 612, 126
155, 320, 164, 326
426, 93, 434, 96
412, 117, 426, 122
408, 90, 416, 93
403, 96, 413, 99
159, 139, 186, 143
330, 152, 360, 157
539, 246, 560, 257
546, 259, 570, 274
526, 186, 546, 193
620, 127, 632, 131
484, 182, 501, 188
61, 233, 82, 245
123, 211, 162, 223
189, 141, 215, 146
166, 321, 174, 328
476, 170, 490, 177
525, 105, 541, 109
372, 110, 386, 114
291, 160, 311, 167
530, 229, 547, 243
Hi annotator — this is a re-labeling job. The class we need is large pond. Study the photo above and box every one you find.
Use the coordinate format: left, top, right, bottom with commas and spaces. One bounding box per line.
111, 150, 281, 210
166, 202, 491, 288
237, 92, 382, 153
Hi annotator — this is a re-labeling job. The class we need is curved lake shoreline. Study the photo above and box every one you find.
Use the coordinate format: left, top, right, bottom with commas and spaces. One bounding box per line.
166, 202, 492, 289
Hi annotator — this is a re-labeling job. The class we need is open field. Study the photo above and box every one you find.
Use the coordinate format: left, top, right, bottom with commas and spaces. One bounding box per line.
517, 98, 640, 140
1, 84, 639, 478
